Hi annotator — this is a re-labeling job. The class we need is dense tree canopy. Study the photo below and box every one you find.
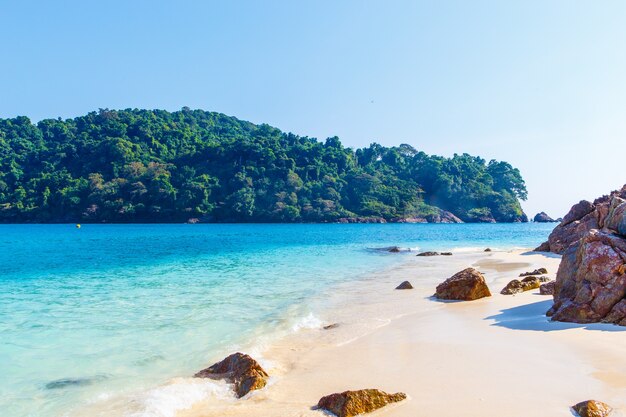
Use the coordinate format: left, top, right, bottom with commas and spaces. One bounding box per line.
0, 108, 528, 223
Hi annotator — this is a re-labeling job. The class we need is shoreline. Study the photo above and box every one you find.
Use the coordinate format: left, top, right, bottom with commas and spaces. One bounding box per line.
177, 249, 626, 417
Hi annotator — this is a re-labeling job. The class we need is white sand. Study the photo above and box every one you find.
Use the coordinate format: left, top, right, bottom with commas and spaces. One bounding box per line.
178, 249, 626, 417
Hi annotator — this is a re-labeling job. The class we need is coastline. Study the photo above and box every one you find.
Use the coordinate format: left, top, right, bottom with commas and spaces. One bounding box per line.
175, 249, 626, 417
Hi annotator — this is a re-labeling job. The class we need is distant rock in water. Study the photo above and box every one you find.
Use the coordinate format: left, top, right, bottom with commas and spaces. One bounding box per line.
393, 209, 464, 224
317, 389, 407, 417
572, 400, 612, 417
535, 185, 626, 254
534, 212, 556, 222
435, 268, 491, 301
336, 217, 387, 224
416, 251, 439, 256
388, 246, 401, 253
194, 352, 268, 397
45, 375, 106, 390
395, 281, 413, 290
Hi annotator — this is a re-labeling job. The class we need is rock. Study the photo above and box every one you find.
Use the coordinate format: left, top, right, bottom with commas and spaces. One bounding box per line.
501, 279, 524, 295
520, 268, 548, 277
435, 268, 491, 301
548, 229, 626, 324
540, 281, 555, 295
538, 276, 551, 282
317, 389, 406, 417
484, 248, 492, 252
440, 252, 453, 256
194, 352, 268, 397
572, 400, 612, 417
395, 281, 413, 290
534, 212, 556, 222
536, 185, 626, 254
533, 240, 548, 255
501, 277, 541, 295
388, 246, 401, 253
416, 251, 439, 256
323, 323, 340, 330
186, 217, 200, 224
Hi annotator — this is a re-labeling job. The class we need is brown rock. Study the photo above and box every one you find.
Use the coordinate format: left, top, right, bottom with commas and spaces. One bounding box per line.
395, 281, 413, 290
534, 241, 551, 252
548, 229, 626, 324
323, 323, 340, 330
435, 268, 491, 301
440, 252, 453, 256
572, 400, 612, 417
501, 277, 541, 295
538, 276, 551, 282
317, 389, 406, 417
540, 281, 555, 295
416, 251, 439, 256
484, 248, 492, 252
194, 352, 268, 397
534, 212, 556, 222
501, 279, 524, 295
537, 185, 626, 254
520, 268, 548, 277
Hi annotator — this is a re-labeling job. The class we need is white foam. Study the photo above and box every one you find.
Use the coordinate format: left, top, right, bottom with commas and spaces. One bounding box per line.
291, 312, 322, 332
127, 378, 234, 417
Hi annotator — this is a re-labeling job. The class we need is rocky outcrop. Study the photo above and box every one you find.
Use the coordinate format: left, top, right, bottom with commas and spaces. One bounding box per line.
194, 352, 268, 397
534, 212, 556, 222
548, 229, 626, 324
520, 268, 548, 277
395, 281, 413, 290
572, 400, 612, 417
435, 268, 491, 301
535, 185, 626, 254
317, 389, 406, 417
500, 276, 542, 295
394, 209, 463, 224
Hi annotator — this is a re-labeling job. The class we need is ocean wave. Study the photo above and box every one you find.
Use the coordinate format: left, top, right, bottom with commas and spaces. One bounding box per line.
126, 378, 233, 417
291, 312, 322, 332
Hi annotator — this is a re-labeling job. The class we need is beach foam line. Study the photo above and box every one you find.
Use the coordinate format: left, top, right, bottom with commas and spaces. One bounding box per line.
126, 378, 234, 417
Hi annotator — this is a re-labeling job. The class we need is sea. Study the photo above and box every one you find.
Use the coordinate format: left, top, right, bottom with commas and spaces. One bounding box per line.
0, 223, 555, 417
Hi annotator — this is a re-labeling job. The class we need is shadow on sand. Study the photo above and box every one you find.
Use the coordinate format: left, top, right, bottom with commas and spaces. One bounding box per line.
519, 250, 562, 259
486, 299, 626, 332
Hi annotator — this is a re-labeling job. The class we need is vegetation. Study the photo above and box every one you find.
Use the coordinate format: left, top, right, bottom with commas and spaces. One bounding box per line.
0, 108, 528, 223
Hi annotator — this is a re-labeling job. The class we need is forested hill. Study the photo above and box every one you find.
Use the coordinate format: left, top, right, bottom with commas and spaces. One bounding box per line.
0, 108, 528, 223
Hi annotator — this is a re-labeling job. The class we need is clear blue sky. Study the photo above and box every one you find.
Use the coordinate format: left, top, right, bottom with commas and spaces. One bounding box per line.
2, 0, 625, 218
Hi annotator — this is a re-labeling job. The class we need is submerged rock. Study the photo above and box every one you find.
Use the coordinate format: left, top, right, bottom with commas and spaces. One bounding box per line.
317, 389, 406, 417
194, 352, 268, 397
572, 400, 612, 417
395, 281, 413, 290
435, 268, 491, 301
416, 251, 439, 256
45, 376, 106, 390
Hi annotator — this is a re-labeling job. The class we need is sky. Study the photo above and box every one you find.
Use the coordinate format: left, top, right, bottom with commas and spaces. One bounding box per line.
1, 0, 625, 218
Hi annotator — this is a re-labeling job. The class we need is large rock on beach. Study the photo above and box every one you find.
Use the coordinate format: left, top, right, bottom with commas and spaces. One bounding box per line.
548, 229, 626, 324
435, 268, 491, 301
572, 400, 612, 417
535, 185, 626, 254
194, 352, 268, 397
317, 389, 406, 417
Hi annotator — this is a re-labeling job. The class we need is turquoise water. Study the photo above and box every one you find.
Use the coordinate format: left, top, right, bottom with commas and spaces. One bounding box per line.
0, 223, 554, 417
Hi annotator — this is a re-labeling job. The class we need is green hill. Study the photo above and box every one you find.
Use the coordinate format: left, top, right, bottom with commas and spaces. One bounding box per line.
0, 108, 528, 223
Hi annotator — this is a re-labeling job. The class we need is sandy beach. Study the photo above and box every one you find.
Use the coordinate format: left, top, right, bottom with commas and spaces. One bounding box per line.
177, 249, 626, 417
